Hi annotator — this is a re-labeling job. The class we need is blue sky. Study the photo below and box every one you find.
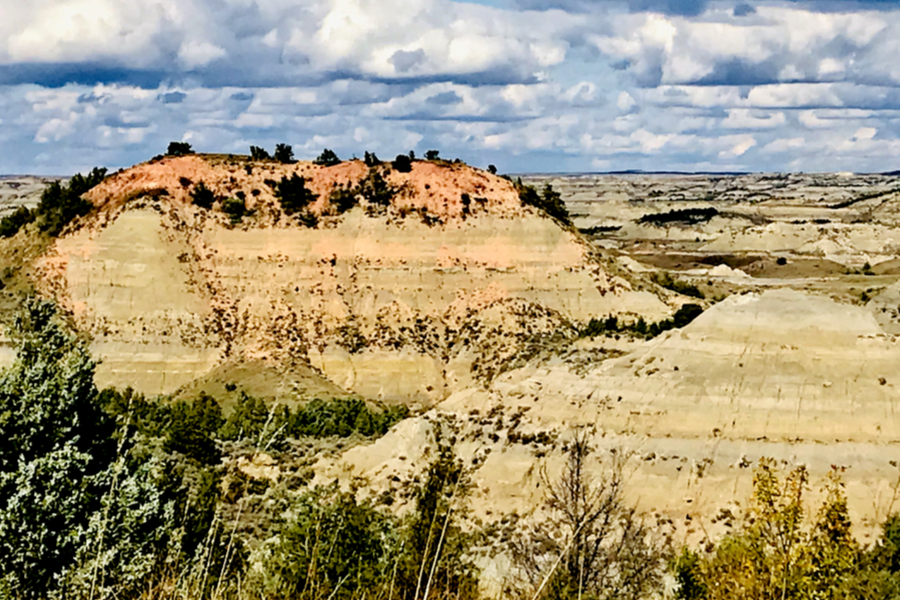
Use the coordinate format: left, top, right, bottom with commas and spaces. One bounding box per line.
4, 0, 900, 174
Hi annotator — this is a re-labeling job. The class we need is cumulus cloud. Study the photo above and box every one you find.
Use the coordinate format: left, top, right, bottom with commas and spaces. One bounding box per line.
590, 6, 892, 87
7, 0, 900, 174
0, 0, 579, 88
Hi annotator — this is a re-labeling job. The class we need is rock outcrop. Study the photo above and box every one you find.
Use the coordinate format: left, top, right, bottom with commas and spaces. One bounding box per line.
32, 155, 669, 403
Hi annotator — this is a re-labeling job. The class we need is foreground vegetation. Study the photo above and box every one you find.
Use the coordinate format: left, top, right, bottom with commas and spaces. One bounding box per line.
3, 302, 900, 599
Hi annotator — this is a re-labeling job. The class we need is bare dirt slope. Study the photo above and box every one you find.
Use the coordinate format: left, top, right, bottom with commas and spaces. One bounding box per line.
31, 155, 668, 403
322, 288, 900, 549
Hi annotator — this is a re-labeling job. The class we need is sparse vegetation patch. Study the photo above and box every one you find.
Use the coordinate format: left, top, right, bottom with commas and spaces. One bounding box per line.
274, 173, 318, 226
581, 303, 704, 339
516, 179, 571, 225
0, 168, 107, 238
314, 148, 342, 167
639, 207, 719, 226
653, 271, 705, 299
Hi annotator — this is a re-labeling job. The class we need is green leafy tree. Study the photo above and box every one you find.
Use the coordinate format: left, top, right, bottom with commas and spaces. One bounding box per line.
219, 392, 269, 443
274, 143, 295, 164
688, 460, 867, 600
425, 150, 440, 160
0, 299, 115, 597
393, 154, 413, 173
66, 458, 173, 600
37, 168, 107, 236
314, 148, 342, 167
166, 141, 194, 156
164, 393, 224, 466
288, 398, 408, 439
250, 145, 271, 160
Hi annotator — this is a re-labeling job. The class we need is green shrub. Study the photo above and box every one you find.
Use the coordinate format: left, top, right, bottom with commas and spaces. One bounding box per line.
516, 180, 571, 225
425, 149, 440, 160
36, 168, 107, 236
461, 193, 472, 216
166, 141, 194, 156
275, 174, 318, 216
164, 393, 224, 465
314, 148, 342, 167
274, 143, 295, 164
329, 186, 358, 214
392, 154, 413, 172
250, 145, 271, 160
259, 482, 396, 599
190, 181, 216, 209
653, 272, 705, 299
221, 197, 247, 224
673, 548, 707, 600
0, 206, 35, 238
0, 299, 115, 596
394, 439, 479, 600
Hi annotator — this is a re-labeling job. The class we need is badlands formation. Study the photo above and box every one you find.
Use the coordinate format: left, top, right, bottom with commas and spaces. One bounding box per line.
4, 162, 900, 543
324, 171, 900, 546
22, 155, 667, 405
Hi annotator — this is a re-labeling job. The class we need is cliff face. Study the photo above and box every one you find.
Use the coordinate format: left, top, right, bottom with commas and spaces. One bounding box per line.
33, 155, 668, 404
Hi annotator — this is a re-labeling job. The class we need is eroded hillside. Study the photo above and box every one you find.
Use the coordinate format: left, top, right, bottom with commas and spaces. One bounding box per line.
29, 155, 669, 405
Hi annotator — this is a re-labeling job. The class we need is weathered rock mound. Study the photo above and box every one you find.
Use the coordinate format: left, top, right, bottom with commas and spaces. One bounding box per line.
34, 155, 669, 403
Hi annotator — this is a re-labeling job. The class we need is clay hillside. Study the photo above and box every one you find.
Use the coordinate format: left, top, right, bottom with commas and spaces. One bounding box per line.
8, 153, 672, 408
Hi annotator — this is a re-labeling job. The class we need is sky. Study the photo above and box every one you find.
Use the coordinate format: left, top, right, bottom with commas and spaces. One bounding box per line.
4, 0, 900, 174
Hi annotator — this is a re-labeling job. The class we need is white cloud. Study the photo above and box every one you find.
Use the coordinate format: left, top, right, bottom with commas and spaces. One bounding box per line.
590, 6, 894, 87
722, 109, 785, 129
617, 91, 637, 112
178, 40, 227, 70
35, 115, 78, 143
8, 0, 900, 175
719, 135, 756, 158
852, 126, 877, 141
762, 137, 804, 153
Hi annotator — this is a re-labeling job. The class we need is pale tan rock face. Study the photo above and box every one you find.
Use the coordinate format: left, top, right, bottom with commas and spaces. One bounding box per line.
322, 288, 900, 547
33, 156, 668, 400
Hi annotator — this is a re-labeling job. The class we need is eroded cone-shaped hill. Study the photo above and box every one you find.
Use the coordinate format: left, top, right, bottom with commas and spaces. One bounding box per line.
33, 155, 669, 405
